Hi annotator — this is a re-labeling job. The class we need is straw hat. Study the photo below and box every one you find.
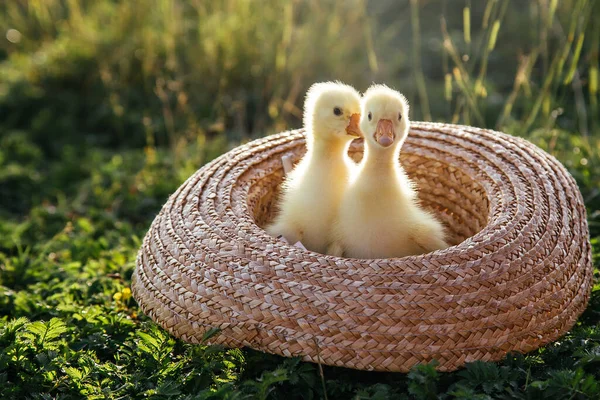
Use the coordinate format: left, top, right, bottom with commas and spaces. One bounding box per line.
132, 122, 592, 372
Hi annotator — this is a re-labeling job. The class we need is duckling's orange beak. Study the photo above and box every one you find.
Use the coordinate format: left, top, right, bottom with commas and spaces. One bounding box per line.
345, 113, 362, 137
374, 119, 395, 147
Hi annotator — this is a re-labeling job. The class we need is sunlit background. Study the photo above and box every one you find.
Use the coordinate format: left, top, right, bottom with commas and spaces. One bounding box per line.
0, 1, 597, 139
1, 1, 599, 398
2, 0, 597, 221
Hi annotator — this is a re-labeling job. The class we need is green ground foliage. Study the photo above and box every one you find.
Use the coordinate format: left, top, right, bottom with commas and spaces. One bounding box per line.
1, 0, 599, 398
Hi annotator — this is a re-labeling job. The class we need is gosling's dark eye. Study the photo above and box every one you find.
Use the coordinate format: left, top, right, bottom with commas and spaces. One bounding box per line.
368, 112, 372, 121
333, 107, 343, 116
398, 113, 402, 121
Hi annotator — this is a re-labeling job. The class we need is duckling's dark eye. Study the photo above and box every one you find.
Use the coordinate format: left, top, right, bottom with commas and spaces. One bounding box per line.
333, 107, 342, 116
368, 112, 372, 121
398, 113, 402, 121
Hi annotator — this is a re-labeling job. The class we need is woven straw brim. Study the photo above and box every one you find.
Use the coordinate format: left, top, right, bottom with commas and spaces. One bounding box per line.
132, 122, 593, 372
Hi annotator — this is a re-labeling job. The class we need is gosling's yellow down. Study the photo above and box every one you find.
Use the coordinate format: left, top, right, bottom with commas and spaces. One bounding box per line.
330, 84, 448, 259
266, 81, 362, 254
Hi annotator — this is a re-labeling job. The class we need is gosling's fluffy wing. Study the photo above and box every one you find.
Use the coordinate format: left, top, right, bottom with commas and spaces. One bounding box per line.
408, 208, 449, 253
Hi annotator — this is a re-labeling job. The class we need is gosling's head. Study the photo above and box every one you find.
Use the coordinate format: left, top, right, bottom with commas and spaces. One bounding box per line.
303, 81, 362, 144
360, 84, 410, 151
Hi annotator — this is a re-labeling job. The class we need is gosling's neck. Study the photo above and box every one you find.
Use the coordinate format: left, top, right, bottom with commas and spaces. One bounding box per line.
305, 131, 351, 166
360, 142, 403, 179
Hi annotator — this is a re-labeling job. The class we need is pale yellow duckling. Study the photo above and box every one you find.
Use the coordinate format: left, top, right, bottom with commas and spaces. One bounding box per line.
330, 85, 448, 258
266, 81, 362, 254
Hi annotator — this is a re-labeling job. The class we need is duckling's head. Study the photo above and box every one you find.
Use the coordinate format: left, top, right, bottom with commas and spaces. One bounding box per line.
303, 82, 362, 145
360, 84, 410, 151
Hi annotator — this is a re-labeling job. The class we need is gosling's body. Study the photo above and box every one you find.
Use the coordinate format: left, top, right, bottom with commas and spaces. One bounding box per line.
269, 139, 356, 253
332, 85, 448, 259
335, 158, 447, 258
266, 82, 361, 254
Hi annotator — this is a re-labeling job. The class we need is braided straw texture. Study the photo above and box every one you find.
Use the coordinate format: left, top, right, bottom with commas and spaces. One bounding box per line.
132, 122, 592, 372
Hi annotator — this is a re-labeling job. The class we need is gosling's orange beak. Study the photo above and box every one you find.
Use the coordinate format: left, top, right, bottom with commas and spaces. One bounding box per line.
345, 113, 362, 137
374, 119, 395, 147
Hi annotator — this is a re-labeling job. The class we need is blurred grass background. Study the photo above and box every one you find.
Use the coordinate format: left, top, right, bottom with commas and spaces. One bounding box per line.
1, 0, 598, 219
0, 0, 599, 398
